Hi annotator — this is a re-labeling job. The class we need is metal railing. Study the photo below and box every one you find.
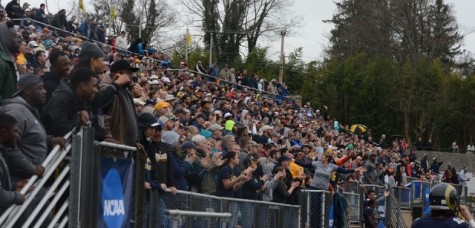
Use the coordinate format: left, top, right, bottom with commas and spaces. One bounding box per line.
165, 209, 232, 228
0, 130, 74, 227
392, 186, 412, 209
146, 190, 300, 228
300, 190, 331, 228
385, 187, 408, 228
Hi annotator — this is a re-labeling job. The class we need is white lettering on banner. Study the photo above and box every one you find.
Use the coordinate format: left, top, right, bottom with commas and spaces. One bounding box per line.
103, 199, 125, 216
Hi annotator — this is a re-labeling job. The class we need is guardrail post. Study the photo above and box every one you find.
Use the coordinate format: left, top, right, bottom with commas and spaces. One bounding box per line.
69, 127, 97, 228
135, 150, 145, 227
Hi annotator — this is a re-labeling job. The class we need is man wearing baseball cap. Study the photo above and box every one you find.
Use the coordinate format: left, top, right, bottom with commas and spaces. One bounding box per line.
138, 112, 177, 227
1, 74, 69, 183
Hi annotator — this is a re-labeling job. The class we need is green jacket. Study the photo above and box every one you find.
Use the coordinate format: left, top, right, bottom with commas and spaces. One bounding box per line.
0, 51, 17, 102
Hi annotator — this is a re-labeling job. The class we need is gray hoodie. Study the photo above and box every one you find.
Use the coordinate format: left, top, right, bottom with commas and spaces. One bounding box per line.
0, 96, 48, 179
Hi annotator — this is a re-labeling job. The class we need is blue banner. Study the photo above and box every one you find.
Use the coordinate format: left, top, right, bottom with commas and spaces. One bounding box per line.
423, 185, 431, 216
97, 158, 135, 228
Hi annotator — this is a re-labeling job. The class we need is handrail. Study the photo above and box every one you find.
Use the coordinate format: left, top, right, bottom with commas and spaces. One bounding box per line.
3, 143, 72, 226
169, 189, 300, 209
95, 141, 137, 151
0, 130, 73, 226
57, 216, 68, 228
22, 166, 71, 227
47, 202, 68, 228
165, 210, 232, 219
33, 181, 70, 228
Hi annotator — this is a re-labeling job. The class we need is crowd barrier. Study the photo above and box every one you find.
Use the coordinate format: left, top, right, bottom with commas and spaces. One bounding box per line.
300, 190, 331, 228
145, 190, 300, 228
0, 130, 73, 227
7, 126, 469, 228
68, 127, 145, 228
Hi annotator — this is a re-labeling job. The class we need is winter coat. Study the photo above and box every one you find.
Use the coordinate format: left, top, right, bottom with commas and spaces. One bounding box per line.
0, 146, 23, 214
41, 79, 86, 137
0, 96, 49, 168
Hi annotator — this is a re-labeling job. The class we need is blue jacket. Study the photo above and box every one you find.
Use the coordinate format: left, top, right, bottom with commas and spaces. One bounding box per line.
169, 152, 191, 191
79, 22, 89, 37
137, 43, 144, 55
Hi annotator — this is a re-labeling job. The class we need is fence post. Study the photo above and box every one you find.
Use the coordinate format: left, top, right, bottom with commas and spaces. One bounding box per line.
69, 130, 82, 227
69, 127, 97, 228
134, 150, 145, 227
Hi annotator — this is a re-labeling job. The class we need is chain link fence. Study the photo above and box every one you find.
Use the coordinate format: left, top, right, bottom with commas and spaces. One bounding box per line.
144, 190, 300, 228
300, 190, 331, 228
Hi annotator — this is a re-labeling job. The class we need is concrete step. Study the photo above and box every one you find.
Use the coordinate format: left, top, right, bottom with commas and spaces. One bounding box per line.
348, 224, 361, 228
401, 209, 413, 227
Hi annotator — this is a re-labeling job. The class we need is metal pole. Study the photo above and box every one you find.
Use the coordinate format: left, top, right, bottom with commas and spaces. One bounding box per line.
209, 32, 213, 66
279, 30, 286, 84
185, 27, 189, 62
139, 17, 142, 38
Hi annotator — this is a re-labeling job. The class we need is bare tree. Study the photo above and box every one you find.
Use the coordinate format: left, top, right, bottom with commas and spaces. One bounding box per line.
177, 0, 298, 64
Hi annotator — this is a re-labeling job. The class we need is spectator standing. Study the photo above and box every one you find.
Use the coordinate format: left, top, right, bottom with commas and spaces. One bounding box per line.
194, 61, 206, 75
66, 15, 77, 33
115, 31, 128, 51
75, 41, 130, 141
468, 142, 475, 154
0, 75, 66, 184
34, 4, 47, 27
96, 25, 105, 43
215, 151, 252, 227
459, 167, 470, 186
108, 60, 139, 146
50, 9, 67, 31
363, 199, 378, 228
79, 18, 90, 38
169, 141, 196, 191
430, 157, 443, 174
5, 0, 20, 24
450, 141, 459, 153
138, 113, 177, 228
43, 51, 70, 103
219, 64, 231, 82
415, 137, 424, 150
420, 154, 430, 173
41, 67, 98, 136
0, 113, 25, 214
0, 22, 20, 101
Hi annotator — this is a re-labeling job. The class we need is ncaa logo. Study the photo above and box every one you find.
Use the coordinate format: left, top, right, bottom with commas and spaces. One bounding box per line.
102, 168, 125, 227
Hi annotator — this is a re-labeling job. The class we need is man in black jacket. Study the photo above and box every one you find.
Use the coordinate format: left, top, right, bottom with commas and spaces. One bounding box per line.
41, 67, 98, 137
43, 51, 70, 104
50, 9, 67, 30
0, 112, 25, 214
5, 0, 21, 24
33, 4, 47, 28
74, 41, 129, 141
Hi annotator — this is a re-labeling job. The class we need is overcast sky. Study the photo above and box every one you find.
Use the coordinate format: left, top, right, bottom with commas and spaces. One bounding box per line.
22, 0, 475, 62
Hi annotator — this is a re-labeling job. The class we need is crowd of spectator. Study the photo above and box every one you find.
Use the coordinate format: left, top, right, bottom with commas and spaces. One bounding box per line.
0, 1, 473, 227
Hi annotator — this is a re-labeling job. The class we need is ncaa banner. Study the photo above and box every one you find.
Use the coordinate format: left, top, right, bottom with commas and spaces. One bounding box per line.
97, 158, 135, 228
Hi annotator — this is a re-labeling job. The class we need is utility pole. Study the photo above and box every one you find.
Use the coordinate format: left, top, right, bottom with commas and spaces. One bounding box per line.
209, 32, 213, 67
139, 17, 142, 38
279, 30, 286, 84
185, 27, 189, 62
